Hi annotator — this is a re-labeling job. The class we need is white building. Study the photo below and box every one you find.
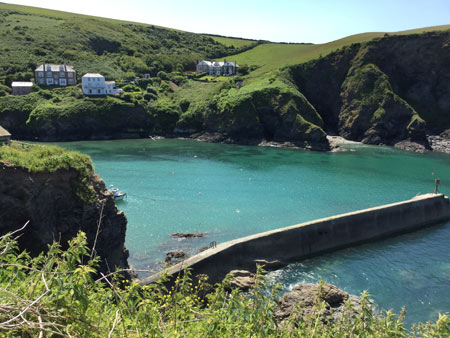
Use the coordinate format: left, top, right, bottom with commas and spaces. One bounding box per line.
82, 73, 122, 95
196, 60, 239, 76
11, 82, 33, 95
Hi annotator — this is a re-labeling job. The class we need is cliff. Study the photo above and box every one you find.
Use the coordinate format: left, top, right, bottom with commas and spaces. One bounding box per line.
289, 31, 450, 149
0, 144, 129, 275
1, 31, 450, 152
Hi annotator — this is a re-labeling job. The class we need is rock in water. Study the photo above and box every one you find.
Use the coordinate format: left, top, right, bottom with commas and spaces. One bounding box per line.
228, 270, 255, 291
275, 283, 361, 324
165, 251, 188, 264
170, 232, 204, 238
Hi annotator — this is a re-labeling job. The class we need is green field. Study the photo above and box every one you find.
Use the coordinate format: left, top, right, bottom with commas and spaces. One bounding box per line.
222, 25, 450, 76
206, 35, 258, 48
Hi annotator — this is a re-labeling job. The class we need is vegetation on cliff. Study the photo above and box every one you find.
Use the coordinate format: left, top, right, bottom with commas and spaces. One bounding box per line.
0, 143, 95, 201
289, 30, 450, 146
0, 4, 449, 150
1, 231, 450, 337
0, 143, 129, 275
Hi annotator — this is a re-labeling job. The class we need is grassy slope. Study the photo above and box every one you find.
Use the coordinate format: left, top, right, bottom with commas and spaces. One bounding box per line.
0, 3, 249, 83
223, 25, 450, 77
206, 35, 256, 48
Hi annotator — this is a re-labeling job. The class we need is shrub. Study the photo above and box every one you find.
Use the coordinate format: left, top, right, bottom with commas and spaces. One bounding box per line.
143, 92, 157, 101
157, 71, 169, 80
0, 231, 449, 337
179, 99, 190, 112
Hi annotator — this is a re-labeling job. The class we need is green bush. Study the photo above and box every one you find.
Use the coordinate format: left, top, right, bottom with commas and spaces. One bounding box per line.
143, 92, 157, 101
179, 99, 190, 112
146, 86, 158, 95
0, 230, 449, 337
157, 70, 169, 81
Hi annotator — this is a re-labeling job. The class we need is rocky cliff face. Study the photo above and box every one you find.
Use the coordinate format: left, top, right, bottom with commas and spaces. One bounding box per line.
0, 163, 129, 275
290, 31, 450, 149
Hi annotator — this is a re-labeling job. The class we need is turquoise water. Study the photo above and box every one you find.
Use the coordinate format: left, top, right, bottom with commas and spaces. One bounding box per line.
57, 138, 450, 325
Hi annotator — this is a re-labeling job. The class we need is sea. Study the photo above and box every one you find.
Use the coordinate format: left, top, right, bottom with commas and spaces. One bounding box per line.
56, 138, 450, 326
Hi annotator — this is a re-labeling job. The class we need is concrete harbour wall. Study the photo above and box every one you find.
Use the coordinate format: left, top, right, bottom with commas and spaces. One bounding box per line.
140, 193, 450, 285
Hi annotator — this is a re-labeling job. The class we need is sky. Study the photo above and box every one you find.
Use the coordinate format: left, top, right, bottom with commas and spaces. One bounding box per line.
5, 0, 450, 43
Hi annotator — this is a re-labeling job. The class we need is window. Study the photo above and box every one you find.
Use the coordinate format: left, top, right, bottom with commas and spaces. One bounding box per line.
97, 78, 100, 82
68, 73, 73, 78
38, 72, 43, 78
38, 79, 44, 84
60, 72, 65, 77
89, 89, 92, 94
60, 65, 64, 71
88, 78, 91, 81
46, 72, 52, 78
60, 79, 67, 86
68, 79, 73, 85
46, 78, 54, 85
98, 89, 101, 94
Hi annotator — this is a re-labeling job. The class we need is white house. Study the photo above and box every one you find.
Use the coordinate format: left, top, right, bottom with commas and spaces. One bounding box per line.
82, 73, 122, 95
196, 60, 239, 76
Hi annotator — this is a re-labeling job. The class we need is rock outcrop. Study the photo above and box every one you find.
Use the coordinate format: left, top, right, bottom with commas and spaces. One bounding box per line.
0, 163, 129, 275
228, 270, 255, 291
290, 31, 450, 148
275, 283, 361, 324
165, 251, 188, 264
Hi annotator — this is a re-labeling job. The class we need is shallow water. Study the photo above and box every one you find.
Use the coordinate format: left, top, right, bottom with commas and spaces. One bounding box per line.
57, 138, 450, 325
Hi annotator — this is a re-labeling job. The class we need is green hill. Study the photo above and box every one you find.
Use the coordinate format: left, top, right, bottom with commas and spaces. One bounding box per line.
0, 3, 252, 84
221, 25, 450, 76
0, 3, 449, 152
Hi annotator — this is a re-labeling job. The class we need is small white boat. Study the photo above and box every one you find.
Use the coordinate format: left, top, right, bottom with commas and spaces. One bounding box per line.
109, 185, 127, 201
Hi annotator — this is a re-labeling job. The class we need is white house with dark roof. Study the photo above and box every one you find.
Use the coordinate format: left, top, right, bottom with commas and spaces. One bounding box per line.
82, 73, 122, 95
35, 63, 76, 86
196, 60, 239, 76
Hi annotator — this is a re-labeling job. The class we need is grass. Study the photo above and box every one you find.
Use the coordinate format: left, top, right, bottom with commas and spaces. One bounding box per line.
0, 142, 96, 201
0, 142, 91, 172
221, 25, 450, 77
206, 35, 257, 48
0, 3, 249, 83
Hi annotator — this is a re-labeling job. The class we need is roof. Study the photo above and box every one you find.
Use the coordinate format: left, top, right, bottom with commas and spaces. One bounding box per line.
12, 82, 33, 87
82, 73, 104, 78
105, 81, 116, 85
223, 61, 239, 67
0, 125, 11, 137
198, 60, 239, 67
35, 64, 75, 72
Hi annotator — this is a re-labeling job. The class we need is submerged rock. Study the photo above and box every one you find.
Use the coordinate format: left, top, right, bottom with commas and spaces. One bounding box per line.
165, 251, 188, 264
171, 232, 204, 238
275, 283, 361, 324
